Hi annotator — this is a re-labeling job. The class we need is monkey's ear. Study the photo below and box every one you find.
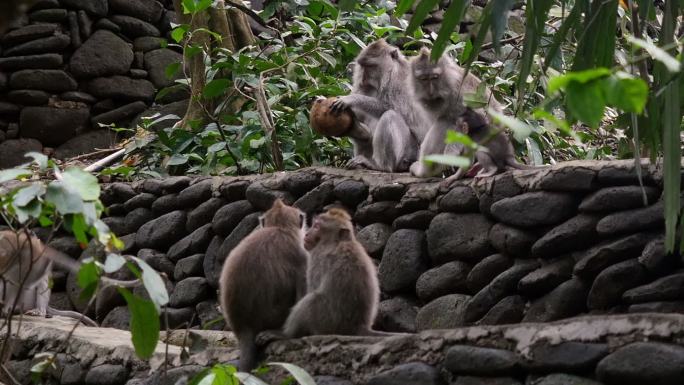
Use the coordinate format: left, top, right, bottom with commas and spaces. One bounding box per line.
390, 48, 399, 60
272, 198, 284, 208
338, 227, 352, 241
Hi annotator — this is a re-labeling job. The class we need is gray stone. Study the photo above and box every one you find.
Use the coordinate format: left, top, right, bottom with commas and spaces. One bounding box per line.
596, 342, 684, 385
463, 261, 538, 323
354, 201, 400, 225
186, 197, 226, 232
0, 138, 36, 167
596, 201, 664, 236
151, 193, 182, 215
196, 300, 226, 330
124, 207, 154, 234
111, 15, 161, 37
523, 278, 589, 322
245, 182, 294, 211
161, 307, 195, 329
10, 69, 77, 92
4, 33, 70, 56
367, 362, 443, 385
282, 171, 321, 196
438, 186, 479, 212
137, 249, 175, 277
133, 36, 165, 52
211, 200, 255, 236
219, 180, 248, 201
5, 360, 30, 384
136, 210, 188, 250
478, 173, 523, 215
109, 182, 137, 201
415, 294, 469, 330
466, 254, 513, 294
597, 166, 655, 186
579, 185, 661, 212
142, 179, 164, 195
478, 295, 525, 325
8, 89, 50, 105
333, 179, 368, 208
525, 342, 609, 372
85, 364, 129, 385
144, 48, 182, 88
375, 296, 418, 333
639, 236, 677, 274
444, 345, 519, 375
20, 107, 90, 146
427, 213, 494, 264
129, 69, 148, 78
0, 102, 20, 116
490, 192, 578, 228
1, 23, 60, 46
94, 18, 121, 33
161, 176, 191, 193
378, 229, 427, 293
87, 76, 156, 102
574, 232, 658, 279
174, 254, 204, 280
167, 223, 213, 261
629, 301, 684, 314
68, 11, 81, 48
61, 361, 86, 385
488, 223, 537, 258
588, 259, 646, 310
110, 0, 164, 23
61, 0, 108, 16
370, 183, 406, 201
54, 130, 118, 159
206, 212, 260, 288
623, 272, 684, 304
357, 223, 393, 258
518, 257, 574, 297
169, 277, 211, 308
536, 167, 597, 191
393, 210, 436, 230
29, 8, 68, 22
92, 101, 147, 126
531, 214, 600, 258
314, 376, 353, 385
452, 377, 522, 385
0, 53, 63, 70
101, 306, 130, 329
78, 10, 92, 38
293, 181, 334, 215
416, 261, 470, 302
123, 193, 156, 211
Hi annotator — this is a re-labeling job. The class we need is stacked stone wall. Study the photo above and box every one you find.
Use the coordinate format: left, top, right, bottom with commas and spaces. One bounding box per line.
0, 0, 185, 168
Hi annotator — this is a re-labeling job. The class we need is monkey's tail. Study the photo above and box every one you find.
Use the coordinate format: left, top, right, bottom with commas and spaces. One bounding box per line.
237, 331, 259, 372
46, 307, 98, 327
506, 157, 540, 170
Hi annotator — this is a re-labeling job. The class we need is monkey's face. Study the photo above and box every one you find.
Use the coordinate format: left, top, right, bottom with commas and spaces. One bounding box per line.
413, 65, 446, 107
304, 218, 323, 250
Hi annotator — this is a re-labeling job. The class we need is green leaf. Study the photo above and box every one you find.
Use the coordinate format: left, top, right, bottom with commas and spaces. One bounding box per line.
131, 256, 169, 310
547, 68, 612, 94
490, 0, 515, 54
432, 0, 469, 60
24, 152, 48, 170
13, 183, 45, 207
627, 35, 681, 73
77, 261, 100, 300
565, 81, 605, 128
118, 288, 160, 359
235, 372, 270, 385
165, 62, 181, 79
171, 25, 189, 43
45, 181, 84, 214
445, 129, 476, 147
488, 109, 533, 142
203, 79, 230, 98
182, 0, 195, 13
62, 167, 100, 201
0, 168, 31, 183
268, 362, 316, 385
166, 154, 189, 166
394, 0, 416, 17
423, 154, 471, 167
406, 0, 440, 34
602, 74, 649, 114
337, 0, 355, 11
104, 253, 127, 274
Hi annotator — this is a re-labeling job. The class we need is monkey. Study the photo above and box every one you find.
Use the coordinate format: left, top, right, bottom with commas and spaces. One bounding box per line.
329, 39, 432, 173
408, 48, 536, 183
256, 208, 400, 344
218, 199, 309, 372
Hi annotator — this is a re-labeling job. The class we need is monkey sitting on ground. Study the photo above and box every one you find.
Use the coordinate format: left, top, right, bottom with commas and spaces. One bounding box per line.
218, 199, 309, 372
256, 208, 401, 344
329, 39, 432, 172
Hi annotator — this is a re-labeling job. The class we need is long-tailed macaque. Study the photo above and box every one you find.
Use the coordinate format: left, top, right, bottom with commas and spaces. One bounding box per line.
257, 208, 397, 342
330, 39, 431, 172
218, 199, 308, 372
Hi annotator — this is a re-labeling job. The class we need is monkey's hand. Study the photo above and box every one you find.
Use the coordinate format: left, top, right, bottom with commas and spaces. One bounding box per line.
255, 330, 287, 347
24, 308, 47, 317
346, 156, 377, 170
330, 96, 352, 115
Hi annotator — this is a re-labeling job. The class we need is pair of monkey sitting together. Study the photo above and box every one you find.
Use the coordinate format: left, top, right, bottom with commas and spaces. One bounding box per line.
219, 199, 398, 371
314, 39, 534, 184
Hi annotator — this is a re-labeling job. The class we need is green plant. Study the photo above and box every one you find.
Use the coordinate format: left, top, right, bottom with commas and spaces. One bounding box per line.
188, 362, 316, 385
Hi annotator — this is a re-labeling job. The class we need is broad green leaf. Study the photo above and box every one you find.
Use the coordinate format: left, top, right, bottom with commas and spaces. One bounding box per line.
547, 68, 612, 94
13, 183, 45, 207
394, 0, 416, 17
572, 0, 617, 71
543, 4, 581, 72
269, 362, 316, 385
131, 256, 169, 310
432, 0, 469, 61
318, 51, 337, 67
24, 152, 48, 170
423, 154, 471, 167
337, 0, 355, 11
235, 372, 270, 385
165, 62, 181, 79
194, 0, 212, 13
104, 253, 127, 274
627, 35, 681, 73
490, 0, 515, 54
0, 168, 31, 183
565, 81, 605, 128
602, 74, 649, 113
203, 79, 230, 98
77, 261, 100, 300
166, 154, 189, 166
445, 130, 476, 147
182, 0, 195, 13
14, 199, 41, 224
62, 167, 100, 201
406, 0, 440, 34
171, 25, 189, 43
118, 288, 160, 359
45, 181, 83, 214
488, 109, 533, 142
207, 142, 227, 153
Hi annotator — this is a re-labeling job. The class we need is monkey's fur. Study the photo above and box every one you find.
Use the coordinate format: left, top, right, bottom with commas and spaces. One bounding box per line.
257, 208, 397, 344
331, 39, 431, 172
409, 48, 535, 182
218, 199, 308, 372
0, 230, 98, 326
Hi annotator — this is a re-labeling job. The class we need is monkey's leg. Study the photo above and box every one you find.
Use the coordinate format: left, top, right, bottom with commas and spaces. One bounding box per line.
236, 330, 259, 372
346, 155, 380, 170
473, 151, 499, 178
46, 307, 98, 326
373, 110, 416, 172
254, 330, 287, 347
411, 123, 448, 177
505, 157, 539, 170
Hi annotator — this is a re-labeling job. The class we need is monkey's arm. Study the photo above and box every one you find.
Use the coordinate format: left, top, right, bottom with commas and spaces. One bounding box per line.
331, 94, 389, 118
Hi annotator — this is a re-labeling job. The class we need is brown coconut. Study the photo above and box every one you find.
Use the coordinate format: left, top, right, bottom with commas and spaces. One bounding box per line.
309, 97, 354, 137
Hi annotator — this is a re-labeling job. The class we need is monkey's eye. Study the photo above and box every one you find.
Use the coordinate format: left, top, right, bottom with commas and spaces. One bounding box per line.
430, 74, 440, 80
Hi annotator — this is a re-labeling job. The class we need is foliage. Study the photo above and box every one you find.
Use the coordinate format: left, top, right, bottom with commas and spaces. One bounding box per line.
0, 154, 168, 362
188, 362, 316, 385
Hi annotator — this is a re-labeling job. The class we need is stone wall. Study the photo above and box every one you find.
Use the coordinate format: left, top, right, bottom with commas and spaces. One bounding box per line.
36, 160, 680, 335
0, 0, 185, 168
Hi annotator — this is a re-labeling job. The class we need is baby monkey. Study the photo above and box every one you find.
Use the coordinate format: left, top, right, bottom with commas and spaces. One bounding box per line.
257, 208, 398, 345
